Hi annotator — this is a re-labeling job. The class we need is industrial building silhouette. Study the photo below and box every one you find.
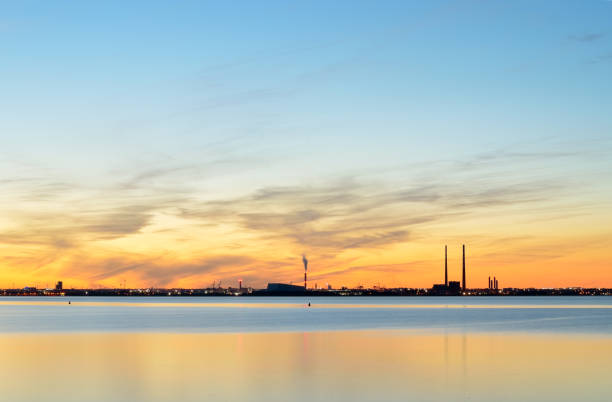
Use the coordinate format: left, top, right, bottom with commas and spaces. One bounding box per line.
431, 244, 467, 295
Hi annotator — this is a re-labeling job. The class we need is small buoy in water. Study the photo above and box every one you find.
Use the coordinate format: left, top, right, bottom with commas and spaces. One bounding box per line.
308, 302, 311, 307
68, 301, 71, 305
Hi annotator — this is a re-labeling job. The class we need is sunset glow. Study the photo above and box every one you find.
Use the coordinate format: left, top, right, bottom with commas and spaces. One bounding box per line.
1, 1, 611, 289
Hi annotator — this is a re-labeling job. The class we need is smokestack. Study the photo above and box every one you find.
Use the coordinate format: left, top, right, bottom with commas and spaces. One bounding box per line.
462, 244, 466, 291
302, 255, 308, 290
444, 245, 448, 286
239, 279, 242, 290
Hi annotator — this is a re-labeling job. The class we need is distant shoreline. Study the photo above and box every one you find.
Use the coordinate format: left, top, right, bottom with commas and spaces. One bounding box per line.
1, 288, 610, 297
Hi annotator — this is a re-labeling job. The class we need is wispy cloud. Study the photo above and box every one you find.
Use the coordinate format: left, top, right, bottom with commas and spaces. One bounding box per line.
569, 32, 606, 42
82, 255, 255, 286
588, 52, 612, 64
177, 153, 576, 255
0, 137, 609, 287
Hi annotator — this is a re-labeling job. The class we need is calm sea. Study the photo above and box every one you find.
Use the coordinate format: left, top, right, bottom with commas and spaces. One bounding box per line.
1, 295, 611, 333
0, 296, 610, 401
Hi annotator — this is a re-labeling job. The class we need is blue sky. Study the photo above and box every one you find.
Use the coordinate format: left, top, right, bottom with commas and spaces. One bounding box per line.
0, 1, 611, 287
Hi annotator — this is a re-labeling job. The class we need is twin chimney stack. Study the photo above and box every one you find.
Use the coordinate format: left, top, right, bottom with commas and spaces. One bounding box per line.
441, 244, 467, 293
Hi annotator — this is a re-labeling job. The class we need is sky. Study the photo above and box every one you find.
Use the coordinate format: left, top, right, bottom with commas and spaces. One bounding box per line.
1, 0, 611, 289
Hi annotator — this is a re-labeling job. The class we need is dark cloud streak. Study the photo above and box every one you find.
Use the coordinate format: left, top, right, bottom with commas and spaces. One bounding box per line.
569, 33, 606, 42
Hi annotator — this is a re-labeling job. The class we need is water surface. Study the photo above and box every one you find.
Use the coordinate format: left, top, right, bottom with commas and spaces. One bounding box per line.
1, 296, 610, 401
0, 296, 610, 334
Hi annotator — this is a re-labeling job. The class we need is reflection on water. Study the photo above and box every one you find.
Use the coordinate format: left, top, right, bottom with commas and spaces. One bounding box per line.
0, 331, 610, 402
1, 296, 611, 333
1, 298, 610, 401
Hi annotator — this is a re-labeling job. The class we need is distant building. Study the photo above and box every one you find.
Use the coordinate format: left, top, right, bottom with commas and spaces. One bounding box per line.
448, 281, 461, 291
431, 281, 461, 295
55, 281, 63, 291
266, 283, 305, 292
432, 284, 447, 292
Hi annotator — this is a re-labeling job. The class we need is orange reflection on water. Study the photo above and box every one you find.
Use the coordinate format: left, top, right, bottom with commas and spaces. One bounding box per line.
0, 331, 610, 401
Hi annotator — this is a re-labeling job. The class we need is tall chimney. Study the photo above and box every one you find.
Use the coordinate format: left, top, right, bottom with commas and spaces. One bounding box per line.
462, 244, 466, 291
302, 255, 308, 290
444, 245, 448, 286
